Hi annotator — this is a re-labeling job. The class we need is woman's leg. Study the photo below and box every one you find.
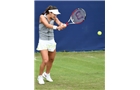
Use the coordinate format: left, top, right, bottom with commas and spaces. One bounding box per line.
39, 50, 49, 75
46, 50, 56, 73
37, 50, 49, 84
42, 50, 56, 82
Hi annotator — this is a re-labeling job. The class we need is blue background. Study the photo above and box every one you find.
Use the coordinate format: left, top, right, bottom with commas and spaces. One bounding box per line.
35, 1, 105, 52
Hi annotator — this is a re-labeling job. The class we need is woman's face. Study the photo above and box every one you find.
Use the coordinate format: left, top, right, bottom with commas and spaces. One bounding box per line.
50, 12, 57, 20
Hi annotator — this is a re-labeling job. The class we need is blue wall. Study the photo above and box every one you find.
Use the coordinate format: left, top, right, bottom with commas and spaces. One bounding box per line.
35, 1, 105, 52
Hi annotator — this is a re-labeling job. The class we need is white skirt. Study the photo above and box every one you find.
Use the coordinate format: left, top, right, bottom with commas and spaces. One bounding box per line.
36, 39, 57, 52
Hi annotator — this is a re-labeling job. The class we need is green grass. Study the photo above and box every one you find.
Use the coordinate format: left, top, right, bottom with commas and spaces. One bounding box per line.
35, 51, 105, 90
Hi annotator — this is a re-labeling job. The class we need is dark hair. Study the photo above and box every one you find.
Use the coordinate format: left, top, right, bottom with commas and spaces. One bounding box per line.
41, 5, 58, 15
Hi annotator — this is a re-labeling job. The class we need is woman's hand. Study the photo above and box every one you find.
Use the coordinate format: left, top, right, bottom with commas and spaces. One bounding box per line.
57, 23, 67, 31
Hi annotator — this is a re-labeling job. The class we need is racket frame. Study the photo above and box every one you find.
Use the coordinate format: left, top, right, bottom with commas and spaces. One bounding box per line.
66, 8, 86, 26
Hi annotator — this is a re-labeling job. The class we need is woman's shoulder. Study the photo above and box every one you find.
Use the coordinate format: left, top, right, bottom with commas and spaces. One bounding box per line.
40, 14, 45, 18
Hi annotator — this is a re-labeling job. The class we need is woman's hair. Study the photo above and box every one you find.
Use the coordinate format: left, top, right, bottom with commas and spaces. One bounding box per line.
41, 5, 58, 15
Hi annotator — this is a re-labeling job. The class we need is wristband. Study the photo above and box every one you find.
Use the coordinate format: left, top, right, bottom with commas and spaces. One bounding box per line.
53, 25, 58, 30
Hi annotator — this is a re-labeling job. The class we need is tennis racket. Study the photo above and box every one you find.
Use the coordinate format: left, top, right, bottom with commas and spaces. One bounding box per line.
66, 8, 86, 26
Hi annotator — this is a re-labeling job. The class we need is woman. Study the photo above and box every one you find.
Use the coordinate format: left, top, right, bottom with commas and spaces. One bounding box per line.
36, 5, 67, 84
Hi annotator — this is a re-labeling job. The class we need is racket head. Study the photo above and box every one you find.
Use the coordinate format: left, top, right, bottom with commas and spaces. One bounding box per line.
67, 8, 86, 25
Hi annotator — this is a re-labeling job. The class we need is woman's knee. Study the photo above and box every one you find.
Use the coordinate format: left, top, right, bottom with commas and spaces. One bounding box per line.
49, 58, 55, 63
43, 59, 48, 64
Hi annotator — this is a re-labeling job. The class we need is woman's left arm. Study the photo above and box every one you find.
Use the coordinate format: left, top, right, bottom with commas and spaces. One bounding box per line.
54, 17, 64, 26
54, 17, 67, 29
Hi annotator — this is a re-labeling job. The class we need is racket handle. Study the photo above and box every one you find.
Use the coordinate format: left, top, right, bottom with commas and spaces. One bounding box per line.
66, 22, 69, 26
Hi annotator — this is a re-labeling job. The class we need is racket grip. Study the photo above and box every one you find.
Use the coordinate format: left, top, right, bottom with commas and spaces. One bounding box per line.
66, 22, 68, 26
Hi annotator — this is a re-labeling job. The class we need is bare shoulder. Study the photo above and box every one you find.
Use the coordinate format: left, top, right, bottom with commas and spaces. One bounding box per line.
40, 15, 45, 19
39, 15, 46, 22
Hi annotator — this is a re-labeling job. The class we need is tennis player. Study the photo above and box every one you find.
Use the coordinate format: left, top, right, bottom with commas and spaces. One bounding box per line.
36, 5, 67, 84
